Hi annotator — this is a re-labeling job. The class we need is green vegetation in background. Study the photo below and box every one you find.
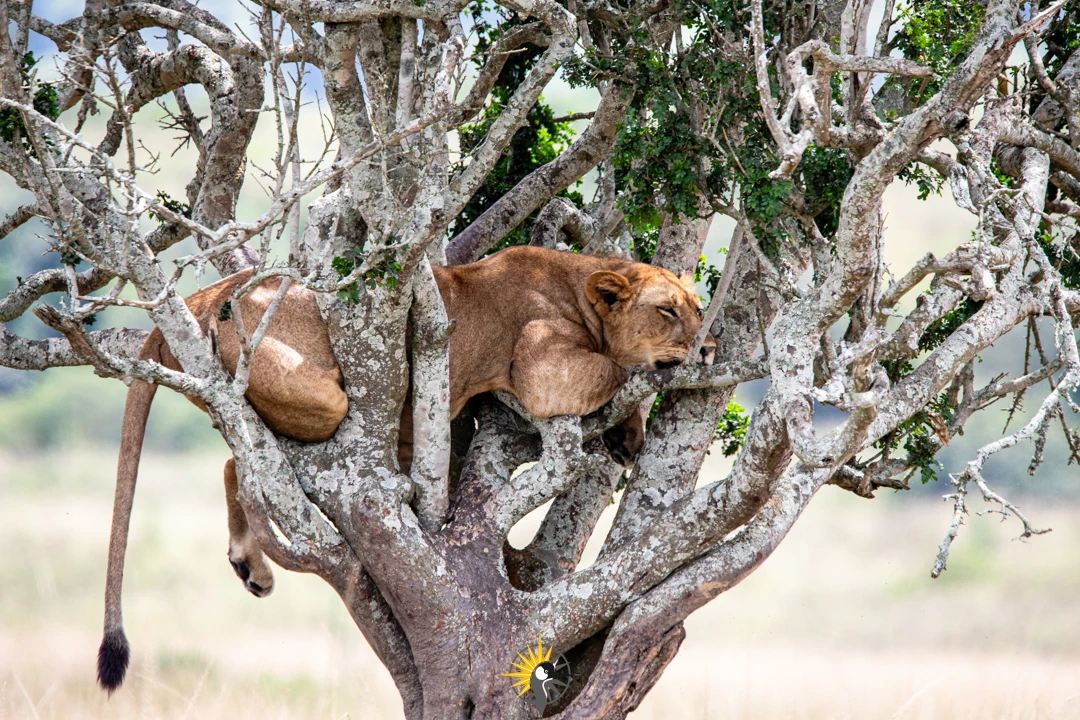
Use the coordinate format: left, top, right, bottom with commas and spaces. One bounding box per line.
147, 190, 192, 222
562, 0, 853, 261
888, 0, 985, 105
714, 401, 751, 457
332, 243, 403, 304
0, 366, 221, 452
0, 52, 59, 147
875, 298, 982, 484
1038, 229, 1080, 291
897, 162, 945, 201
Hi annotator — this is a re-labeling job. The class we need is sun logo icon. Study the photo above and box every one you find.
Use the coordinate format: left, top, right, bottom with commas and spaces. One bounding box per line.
500, 638, 572, 716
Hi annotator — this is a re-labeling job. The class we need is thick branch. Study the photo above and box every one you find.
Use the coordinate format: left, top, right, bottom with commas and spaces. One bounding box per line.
0, 325, 148, 371
581, 359, 770, 439
445, 23, 550, 128
481, 410, 607, 537
255, 0, 458, 22
0, 204, 38, 241
409, 257, 453, 531
529, 197, 599, 249
563, 464, 826, 719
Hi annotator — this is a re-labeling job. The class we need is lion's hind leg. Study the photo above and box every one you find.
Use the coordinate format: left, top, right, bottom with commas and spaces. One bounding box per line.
224, 458, 274, 597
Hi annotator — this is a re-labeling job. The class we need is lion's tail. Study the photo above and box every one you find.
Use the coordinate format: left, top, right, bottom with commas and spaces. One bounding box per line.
98, 342, 160, 694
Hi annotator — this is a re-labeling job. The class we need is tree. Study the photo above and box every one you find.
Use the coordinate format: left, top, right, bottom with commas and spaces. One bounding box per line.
1, 0, 1079, 717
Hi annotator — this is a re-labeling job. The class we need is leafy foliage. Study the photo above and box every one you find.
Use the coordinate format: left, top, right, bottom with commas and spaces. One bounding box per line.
448, 1, 581, 251
898, 162, 945, 201
1038, 3, 1079, 82
564, 0, 806, 255
694, 253, 723, 300
876, 297, 982, 483
918, 297, 983, 354
0, 53, 59, 146
59, 248, 82, 267
736, 150, 794, 257
990, 156, 1016, 189
148, 191, 192, 222
799, 146, 854, 237
892, 0, 985, 103
876, 392, 956, 483
607, 53, 716, 230
331, 256, 363, 304
1037, 229, 1080, 291
618, 396, 748, 494
714, 401, 750, 457
332, 251, 403, 304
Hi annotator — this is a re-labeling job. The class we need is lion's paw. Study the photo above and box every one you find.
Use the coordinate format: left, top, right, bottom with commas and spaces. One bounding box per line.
228, 542, 274, 598
602, 413, 645, 469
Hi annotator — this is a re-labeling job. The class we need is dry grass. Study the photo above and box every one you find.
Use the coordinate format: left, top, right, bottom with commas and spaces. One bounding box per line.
2, 448, 1079, 719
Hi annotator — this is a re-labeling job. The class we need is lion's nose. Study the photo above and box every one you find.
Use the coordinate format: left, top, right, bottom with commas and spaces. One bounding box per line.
699, 332, 717, 366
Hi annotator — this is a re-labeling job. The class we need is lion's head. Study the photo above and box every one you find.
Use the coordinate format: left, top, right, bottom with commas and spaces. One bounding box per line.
585, 264, 717, 370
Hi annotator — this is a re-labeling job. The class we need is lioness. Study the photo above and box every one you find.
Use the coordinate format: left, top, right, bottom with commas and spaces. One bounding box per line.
97, 246, 716, 691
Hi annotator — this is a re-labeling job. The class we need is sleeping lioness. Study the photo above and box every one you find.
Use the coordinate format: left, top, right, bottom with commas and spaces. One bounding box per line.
96, 245, 716, 692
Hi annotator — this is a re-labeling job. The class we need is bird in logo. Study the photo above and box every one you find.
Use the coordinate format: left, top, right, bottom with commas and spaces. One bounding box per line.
528, 657, 571, 715
500, 638, 572, 716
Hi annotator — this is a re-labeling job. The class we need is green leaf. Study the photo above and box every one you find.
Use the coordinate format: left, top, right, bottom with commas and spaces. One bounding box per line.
714, 401, 750, 457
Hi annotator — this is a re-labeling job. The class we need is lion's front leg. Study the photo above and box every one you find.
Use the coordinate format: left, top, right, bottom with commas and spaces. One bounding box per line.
511, 321, 644, 467
601, 407, 647, 469
223, 458, 275, 598
510, 320, 627, 418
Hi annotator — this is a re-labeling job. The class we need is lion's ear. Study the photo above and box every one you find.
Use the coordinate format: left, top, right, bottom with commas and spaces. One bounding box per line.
678, 272, 695, 290
586, 271, 632, 314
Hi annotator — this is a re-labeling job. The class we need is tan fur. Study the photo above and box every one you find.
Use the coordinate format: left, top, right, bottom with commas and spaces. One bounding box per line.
432, 246, 714, 419
99, 247, 714, 691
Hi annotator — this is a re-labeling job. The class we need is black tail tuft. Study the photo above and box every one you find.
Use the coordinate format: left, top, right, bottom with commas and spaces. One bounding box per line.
97, 628, 130, 693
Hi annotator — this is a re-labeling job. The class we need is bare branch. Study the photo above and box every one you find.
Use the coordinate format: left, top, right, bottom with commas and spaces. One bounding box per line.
487, 407, 608, 535
529, 197, 599, 249
0, 325, 147, 371
0, 204, 38, 241
446, 33, 573, 218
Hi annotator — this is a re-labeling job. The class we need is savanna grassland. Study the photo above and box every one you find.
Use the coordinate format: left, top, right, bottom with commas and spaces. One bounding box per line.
2, 446, 1079, 720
